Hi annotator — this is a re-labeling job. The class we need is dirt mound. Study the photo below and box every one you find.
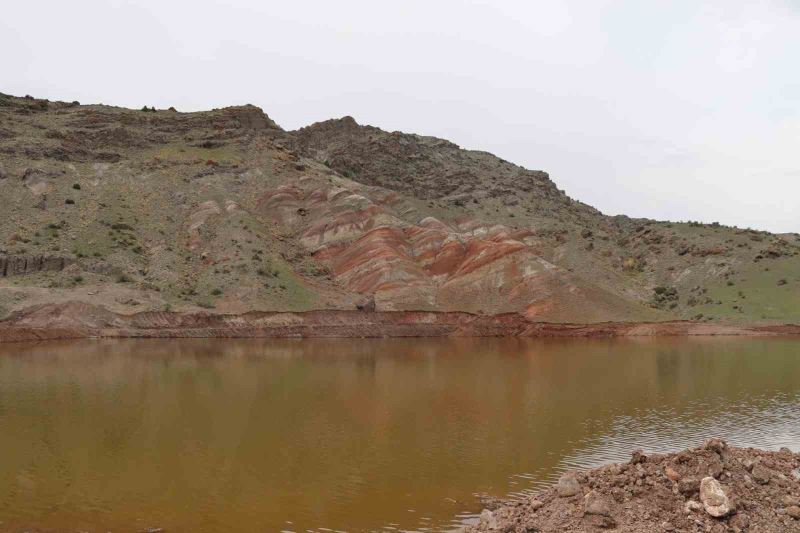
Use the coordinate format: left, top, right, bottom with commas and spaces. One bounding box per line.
466, 440, 800, 532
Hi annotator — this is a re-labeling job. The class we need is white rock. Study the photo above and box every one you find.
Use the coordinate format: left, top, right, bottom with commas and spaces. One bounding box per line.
699, 476, 733, 517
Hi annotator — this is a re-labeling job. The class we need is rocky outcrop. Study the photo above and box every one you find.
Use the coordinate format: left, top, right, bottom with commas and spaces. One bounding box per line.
289, 116, 565, 205
223, 104, 281, 130
0, 253, 70, 277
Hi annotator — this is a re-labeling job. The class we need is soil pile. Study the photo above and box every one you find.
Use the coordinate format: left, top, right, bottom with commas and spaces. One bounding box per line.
467, 440, 800, 532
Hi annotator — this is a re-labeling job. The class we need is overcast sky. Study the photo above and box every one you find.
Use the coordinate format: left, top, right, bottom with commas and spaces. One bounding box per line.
2, 1, 798, 232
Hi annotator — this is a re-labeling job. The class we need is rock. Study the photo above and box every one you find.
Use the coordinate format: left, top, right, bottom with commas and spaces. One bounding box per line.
356, 296, 376, 312
0, 162, 6, 179
21, 167, 46, 181
685, 500, 702, 513
0, 254, 69, 278
706, 456, 724, 478
630, 449, 647, 464
224, 104, 280, 130
729, 513, 750, 531
678, 476, 701, 496
665, 466, 681, 481
480, 509, 499, 529
704, 438, 727, 455
752, 463, 772, 485
783, 495, 800, 507
699, 476, 734, 518
529, 499, 544, 511
788, 506, 800, 520
584, 490, 612, 517
557, 473, 581, 497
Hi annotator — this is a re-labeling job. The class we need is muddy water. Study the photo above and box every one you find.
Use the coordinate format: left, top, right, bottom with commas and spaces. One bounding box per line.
1, 338, 799, 532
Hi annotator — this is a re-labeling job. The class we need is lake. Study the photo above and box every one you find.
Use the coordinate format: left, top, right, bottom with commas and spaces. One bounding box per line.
1, 337, 799, 532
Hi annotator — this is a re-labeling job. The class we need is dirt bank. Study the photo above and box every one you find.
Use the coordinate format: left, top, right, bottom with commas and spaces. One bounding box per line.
0, 302, 799, 344
467, 440, 800, 532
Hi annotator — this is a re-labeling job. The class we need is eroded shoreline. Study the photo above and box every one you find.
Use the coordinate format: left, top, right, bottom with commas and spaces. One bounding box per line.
1, 302, 799, 344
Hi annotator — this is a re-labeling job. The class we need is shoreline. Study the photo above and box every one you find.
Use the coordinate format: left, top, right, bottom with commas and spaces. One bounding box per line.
1, 302, 799, 344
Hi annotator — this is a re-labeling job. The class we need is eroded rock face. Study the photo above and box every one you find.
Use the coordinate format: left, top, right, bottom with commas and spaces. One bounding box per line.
289, 116, 560, 204
0, 254, 70, 277
255, 180, 636, 318
699, 476, 734, 517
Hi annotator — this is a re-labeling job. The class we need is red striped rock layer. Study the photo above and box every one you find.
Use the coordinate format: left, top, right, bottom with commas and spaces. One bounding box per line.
257, 181, 638, 320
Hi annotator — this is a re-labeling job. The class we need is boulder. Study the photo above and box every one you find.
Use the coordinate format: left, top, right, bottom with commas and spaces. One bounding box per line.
584, 490, 613, 517
699, 476, 734, 518
557, 473, 581, 497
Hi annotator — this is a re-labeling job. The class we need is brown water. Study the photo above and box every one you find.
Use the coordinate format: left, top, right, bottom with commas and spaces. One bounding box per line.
1, 337, 799, 532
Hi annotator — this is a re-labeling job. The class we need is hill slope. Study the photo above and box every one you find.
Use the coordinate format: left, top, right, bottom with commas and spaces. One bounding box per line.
0, 93, 797, 324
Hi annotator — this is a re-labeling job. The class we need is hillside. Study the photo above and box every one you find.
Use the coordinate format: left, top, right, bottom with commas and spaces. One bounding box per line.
1, 92, 798, 325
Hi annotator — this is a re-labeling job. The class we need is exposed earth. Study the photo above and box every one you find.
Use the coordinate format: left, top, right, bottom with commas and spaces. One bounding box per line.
1, 92, 799, 333
466, 439, 800, 532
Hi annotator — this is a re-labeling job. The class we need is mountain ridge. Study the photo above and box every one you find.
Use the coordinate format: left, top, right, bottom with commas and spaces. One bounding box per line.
1, 92, 798, 326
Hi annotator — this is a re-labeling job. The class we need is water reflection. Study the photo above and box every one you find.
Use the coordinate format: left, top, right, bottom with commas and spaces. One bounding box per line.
0, 337, 799, 532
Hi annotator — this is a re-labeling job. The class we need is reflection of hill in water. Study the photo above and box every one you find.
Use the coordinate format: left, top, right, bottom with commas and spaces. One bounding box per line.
0, 337, 799, 532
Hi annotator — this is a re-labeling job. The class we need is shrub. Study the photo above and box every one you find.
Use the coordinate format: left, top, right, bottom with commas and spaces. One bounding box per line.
72, 183, 81, 190
65, 199, 75, 205
652, 286, 679, 309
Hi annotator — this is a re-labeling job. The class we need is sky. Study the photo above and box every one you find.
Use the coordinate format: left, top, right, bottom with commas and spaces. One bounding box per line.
2, 0, 798, 232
